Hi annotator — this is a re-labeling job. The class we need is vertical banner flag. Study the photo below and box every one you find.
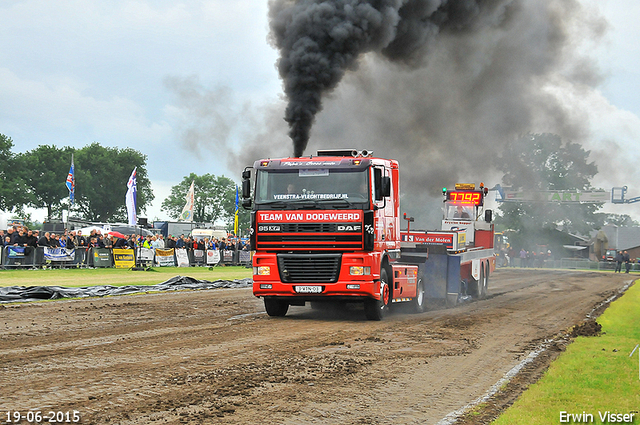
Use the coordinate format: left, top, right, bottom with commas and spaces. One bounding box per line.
234, 185, 239, 236
126, 167, 137, 226
179, 181, 195, 221
65, 154, 75, 205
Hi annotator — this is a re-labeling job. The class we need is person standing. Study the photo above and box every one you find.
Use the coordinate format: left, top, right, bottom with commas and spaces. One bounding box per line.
15, 228, 31, 255
7, 227, 19, 245
150, 236, 161, 250
508, 247, 516, 267
38, 232, 51, 247
65, 231, 76, 249
623, 251, 631, 273
127, 234, 137, 249
614, 250, 624, 273
26, 230, 38, 250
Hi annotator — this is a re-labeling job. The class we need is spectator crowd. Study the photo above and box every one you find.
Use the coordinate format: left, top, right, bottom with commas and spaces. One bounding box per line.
1, 225, 249, 255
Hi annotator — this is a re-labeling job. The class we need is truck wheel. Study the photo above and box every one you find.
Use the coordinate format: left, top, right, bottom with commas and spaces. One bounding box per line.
411, 277, 426, 313
264, 297, 289, 317
468, 276, 479, 298
364, 269, 390, 320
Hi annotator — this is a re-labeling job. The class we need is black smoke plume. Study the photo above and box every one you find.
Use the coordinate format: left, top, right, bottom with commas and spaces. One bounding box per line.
169, 0, 609, 226
269, 0, 511, 157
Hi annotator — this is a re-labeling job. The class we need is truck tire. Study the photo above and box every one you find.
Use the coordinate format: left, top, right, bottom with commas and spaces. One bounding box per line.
468, 277, 479, 299
264, 297, 289, 317
469, 265, 486, 300
364, 269, 390, 320
411, 277, 426, 313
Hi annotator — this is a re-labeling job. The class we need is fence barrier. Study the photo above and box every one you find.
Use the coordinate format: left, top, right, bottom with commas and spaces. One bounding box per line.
503, 257, 640, 272
3, 247, 637, 272
0, 246, 252, 270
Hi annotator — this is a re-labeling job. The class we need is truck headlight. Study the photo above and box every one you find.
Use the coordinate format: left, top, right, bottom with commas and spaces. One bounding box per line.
349, 266, 370, 276
254, 266, 271, 276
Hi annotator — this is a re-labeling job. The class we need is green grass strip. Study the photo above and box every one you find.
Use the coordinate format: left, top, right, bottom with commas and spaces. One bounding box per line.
493, 280, 640, 424
0, 266, 252, 288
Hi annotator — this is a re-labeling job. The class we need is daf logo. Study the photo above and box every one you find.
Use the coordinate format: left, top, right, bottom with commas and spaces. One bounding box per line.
338, 225, 361, 232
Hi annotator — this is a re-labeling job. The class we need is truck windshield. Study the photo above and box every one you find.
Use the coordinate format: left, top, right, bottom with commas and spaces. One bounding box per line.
444, 202, 473, 220
255, 169, 369, 208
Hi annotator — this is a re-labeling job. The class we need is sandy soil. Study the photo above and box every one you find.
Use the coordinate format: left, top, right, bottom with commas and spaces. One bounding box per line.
0, 269, 633, 424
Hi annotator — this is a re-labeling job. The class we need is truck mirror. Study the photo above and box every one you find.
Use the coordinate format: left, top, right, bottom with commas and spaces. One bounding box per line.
373, 168, 390, 201
242, 179, 251, 201
374, 168, 382, 201
381, 176, 391, 198
242, 169, 251, 180
485, 209, 493, 223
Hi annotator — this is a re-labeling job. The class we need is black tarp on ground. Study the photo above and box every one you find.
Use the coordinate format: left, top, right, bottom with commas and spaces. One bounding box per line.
0, 276, 253, 303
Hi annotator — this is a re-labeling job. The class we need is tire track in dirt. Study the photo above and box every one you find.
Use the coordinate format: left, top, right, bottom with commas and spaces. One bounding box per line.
0, 270, 632, 424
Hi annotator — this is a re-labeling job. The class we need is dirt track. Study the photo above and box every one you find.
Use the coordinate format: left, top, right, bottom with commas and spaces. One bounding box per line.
0, 269, 634, 424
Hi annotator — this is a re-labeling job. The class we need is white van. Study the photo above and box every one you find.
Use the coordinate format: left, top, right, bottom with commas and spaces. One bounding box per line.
190, 228, 228, 241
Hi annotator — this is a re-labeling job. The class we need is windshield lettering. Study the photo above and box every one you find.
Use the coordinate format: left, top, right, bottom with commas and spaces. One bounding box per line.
255, 168, 369, 206
274, 193, 348, 200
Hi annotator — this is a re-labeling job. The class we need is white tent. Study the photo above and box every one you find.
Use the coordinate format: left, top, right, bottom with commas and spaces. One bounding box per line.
76, 226, 108, 237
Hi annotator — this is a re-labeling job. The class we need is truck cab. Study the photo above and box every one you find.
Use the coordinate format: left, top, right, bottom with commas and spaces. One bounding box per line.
242, 149, 401, 320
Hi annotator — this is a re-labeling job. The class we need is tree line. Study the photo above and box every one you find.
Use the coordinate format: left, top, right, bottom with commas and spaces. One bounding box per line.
0, 133, 247, 233
1, 134, 153, 222
495, 133, 637, 252
160, 173, 250, 234
2, 131, 635, 244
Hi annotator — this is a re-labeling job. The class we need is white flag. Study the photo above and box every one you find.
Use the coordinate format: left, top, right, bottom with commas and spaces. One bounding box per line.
126, 167, 137, 226
179, 181, 195, 221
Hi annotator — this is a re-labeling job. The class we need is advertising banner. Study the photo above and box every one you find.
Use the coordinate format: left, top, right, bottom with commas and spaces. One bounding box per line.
206, 250, 220, 265
138, 247, 154, 261
223, 250, 234, 262
175, 248, 190, 267
239, 251, 251, 263
7, 246, 26, 258
92, 248, 112, 267
401, 231, 458, 250
155, 248, 175, 267
401, 233, 453, 245
113, 248, 135, 269
44, 247, 75, 262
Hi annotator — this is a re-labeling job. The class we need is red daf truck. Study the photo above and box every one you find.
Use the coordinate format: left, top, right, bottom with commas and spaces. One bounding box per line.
241, 149, 495, 320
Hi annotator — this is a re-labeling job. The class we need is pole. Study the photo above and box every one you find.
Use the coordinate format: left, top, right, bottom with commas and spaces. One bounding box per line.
403, 213, 414, 232
630, 344, 639, 380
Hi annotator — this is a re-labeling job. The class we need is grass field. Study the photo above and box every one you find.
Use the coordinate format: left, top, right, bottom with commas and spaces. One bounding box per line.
493, 279, 640, 424
0, 266, 253, 288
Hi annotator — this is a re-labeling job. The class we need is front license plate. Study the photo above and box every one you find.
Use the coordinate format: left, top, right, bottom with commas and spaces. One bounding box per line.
294, 286, 323, 293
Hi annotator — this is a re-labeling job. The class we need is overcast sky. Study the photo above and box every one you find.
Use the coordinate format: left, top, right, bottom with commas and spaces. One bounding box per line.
1, 0, 639, 222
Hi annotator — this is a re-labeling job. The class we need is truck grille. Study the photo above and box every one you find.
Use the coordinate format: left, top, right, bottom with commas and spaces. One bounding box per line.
277, 254, 342, 283
256, 224, 363, 251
